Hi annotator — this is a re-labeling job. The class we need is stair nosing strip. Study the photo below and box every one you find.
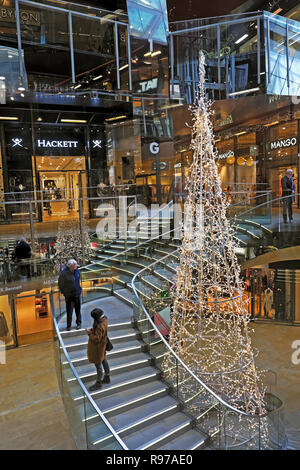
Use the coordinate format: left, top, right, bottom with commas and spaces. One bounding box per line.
68, 359, 150, 382
139, 421, 191, 450
73, 372, 159, 401
102, 387, 169, 415
93, 404, 179, 444
66, 345, 142, 364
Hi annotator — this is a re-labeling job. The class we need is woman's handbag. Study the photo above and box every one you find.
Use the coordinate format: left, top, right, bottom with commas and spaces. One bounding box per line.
106, 336, 113, 351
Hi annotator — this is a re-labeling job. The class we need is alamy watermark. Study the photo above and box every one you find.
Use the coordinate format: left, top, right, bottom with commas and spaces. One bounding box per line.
291, 340, 300, 365
292, 96, 300, 105
0, 340, 6, 365
95, 197, 205, 247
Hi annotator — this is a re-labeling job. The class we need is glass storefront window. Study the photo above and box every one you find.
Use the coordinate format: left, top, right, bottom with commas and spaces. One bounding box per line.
235, 132, 257, 188
266, 121, 298, 199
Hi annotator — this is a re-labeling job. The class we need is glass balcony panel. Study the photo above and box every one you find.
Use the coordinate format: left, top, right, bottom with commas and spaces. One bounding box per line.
118, 24, 129, 91
84, 398, 124, 450
17, 5, 72, 94
72, 16, 116, 93
60, 348, 88, 449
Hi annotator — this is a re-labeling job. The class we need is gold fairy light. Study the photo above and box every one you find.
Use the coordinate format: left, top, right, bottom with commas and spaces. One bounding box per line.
163, 52, 268, 447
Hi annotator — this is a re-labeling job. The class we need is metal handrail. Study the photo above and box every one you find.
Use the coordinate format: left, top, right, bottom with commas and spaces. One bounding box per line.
49, 223, 285, 449
235, 191, 300, 219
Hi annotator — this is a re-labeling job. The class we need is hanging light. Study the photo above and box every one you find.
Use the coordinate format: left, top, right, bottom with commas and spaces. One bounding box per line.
226, 156, 235, 165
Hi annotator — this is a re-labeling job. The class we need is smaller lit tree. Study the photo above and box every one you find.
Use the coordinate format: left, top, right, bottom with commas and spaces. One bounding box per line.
55, 219, 91, 267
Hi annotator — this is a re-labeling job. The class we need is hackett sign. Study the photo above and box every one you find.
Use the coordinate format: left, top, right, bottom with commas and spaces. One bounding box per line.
270, 137, 297, 150
37, 140, 79, 148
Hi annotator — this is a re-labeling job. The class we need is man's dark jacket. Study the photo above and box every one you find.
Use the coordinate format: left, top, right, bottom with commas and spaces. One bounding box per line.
58, 267, 82, 298
14, 240, 31, 260
281, 175, 295, 197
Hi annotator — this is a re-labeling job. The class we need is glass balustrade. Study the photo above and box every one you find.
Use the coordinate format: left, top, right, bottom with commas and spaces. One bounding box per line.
131, 251, 287, 450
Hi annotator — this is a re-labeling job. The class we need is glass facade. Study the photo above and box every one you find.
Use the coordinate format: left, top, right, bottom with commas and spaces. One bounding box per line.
126, 0, 169, 45
169, 11, 300, 104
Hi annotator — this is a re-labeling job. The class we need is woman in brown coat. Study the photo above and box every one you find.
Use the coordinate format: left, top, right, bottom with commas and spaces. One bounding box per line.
86, 308, 110, 392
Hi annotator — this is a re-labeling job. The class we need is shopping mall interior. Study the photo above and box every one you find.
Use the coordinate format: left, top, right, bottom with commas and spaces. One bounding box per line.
0, 0, 300, 454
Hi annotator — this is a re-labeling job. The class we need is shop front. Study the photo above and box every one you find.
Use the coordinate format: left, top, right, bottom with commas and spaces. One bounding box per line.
1, 124, 106, 223
265, 121, 299, 204
0, 274, 59, 348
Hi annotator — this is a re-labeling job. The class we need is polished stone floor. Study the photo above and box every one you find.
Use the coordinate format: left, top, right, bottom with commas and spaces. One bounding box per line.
252, 322, 300, 450
0, 341, 76, 450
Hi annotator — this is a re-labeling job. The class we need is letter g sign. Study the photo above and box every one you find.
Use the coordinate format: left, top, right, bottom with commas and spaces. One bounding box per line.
150, 142, 159, 155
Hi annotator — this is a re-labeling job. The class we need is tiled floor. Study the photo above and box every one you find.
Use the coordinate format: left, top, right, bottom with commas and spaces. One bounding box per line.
0, 341, 76, 450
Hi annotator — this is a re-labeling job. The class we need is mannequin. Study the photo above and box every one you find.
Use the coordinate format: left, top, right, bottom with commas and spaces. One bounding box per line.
264, 288, 274, 318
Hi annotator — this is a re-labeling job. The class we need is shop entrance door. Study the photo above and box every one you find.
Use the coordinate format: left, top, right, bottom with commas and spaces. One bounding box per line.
36, 156, 87, 220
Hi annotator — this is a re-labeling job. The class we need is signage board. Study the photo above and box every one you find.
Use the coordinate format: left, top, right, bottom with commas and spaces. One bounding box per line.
0, 7, 40, 25
218, 150, 234, 160
269, 137, 297, 150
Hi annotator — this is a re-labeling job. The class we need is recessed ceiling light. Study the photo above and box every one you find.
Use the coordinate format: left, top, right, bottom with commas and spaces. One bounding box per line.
0, 116, 18, 120
105, 115, 127, 121
264, 121, 279, 127
235, 34, 249, 44
61, 118, 87, 123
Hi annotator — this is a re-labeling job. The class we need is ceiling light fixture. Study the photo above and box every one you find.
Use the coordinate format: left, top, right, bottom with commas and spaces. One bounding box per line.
105, 115, 127, 121
119, 64, 129, 71
0, 116, 18, 120
228, 87, 260, 96
61, 118, 87, 123
92, 74, 103, 80
264, 121, 279, 127
74, 84, 82, 89
235, 34, 249, 44
151, 50, 162, 57
234, 131, 247, 136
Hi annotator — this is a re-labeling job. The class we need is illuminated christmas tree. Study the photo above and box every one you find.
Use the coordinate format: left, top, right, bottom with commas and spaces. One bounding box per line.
163, 53, 267, 444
